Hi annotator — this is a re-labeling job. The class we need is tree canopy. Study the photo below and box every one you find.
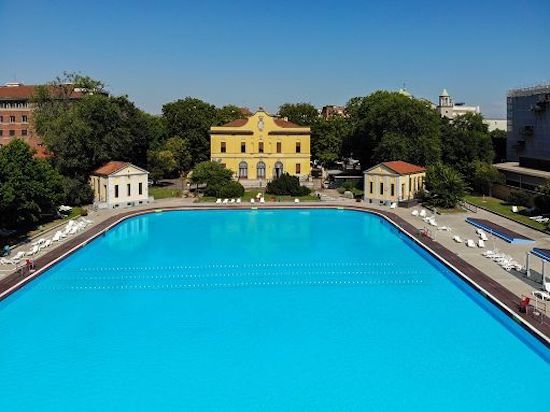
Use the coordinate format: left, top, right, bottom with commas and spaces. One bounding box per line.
278, 103, 319, 126
440, 113, 494, 179
0, 140, 64, 229
347, 91, 441, 168
425, 163, 468, 209
161, 98, 243, 167
311, 116, 350, 165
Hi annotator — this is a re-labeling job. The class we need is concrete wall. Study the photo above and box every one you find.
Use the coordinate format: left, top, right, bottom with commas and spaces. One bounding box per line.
507, 90, 550, 162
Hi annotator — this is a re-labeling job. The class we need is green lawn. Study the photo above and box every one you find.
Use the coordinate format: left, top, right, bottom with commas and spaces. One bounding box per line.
199, 189, 319, 203
150, 186, 182, 199
464, 194, 548, 232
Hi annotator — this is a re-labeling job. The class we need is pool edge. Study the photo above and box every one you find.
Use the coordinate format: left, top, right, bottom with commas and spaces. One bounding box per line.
1, 203, 549, 347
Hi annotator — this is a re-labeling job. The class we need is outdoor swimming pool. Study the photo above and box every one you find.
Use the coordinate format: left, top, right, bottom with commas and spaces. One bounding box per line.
0, 209, 548, 411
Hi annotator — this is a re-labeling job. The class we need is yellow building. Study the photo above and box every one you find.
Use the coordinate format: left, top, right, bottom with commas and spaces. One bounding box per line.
210, 109, 311, 184
363, 161, 426, 205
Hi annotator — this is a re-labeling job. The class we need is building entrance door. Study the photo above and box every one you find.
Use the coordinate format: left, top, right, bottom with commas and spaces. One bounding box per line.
274, 161, 283, 178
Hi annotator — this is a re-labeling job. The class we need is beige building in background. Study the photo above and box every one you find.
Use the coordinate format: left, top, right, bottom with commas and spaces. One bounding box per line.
210, 109, 311, 186
363, 161, 426, 205
90, 161, 150, 209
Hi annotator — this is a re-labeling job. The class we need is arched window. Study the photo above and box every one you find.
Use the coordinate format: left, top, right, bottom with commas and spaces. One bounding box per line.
274, 161, 283, 178
238, 161, 248, 178
257, 161, 266, 179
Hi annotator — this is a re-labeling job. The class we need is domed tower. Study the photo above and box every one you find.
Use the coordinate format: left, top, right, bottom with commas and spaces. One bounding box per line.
439, 89, 452, 107
437, 89, 454, 118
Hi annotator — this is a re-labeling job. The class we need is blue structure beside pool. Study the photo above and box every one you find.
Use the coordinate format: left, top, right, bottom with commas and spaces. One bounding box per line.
466, 217, 535, 244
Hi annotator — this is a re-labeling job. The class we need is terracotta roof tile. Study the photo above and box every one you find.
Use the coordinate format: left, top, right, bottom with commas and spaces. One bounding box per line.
92, 161, 131, 176
0, 84, 85, 100
382, 160, 426, 175
273, 119, 302, 128
220, 118, 249, 127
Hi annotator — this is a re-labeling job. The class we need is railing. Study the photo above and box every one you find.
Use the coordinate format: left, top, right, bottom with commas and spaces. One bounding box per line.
522, 294, 549, 323
459, 200, 478, 213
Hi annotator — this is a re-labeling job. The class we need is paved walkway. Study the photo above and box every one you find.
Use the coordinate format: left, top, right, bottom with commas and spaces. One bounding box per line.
1, 196, 549, 343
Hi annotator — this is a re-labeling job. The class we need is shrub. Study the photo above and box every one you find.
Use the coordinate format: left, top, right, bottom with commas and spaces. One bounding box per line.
80, 208, 88, 216
62, 177, 94, 206
266, 173, 311, 196
425, 163, 468, 209
207, 181, 244, 198
508, 191, 532, 208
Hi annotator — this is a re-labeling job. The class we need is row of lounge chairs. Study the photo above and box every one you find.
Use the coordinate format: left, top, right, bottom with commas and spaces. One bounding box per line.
482, 250, 524, 272
0, 217, 92, 266
453, 227, 489, 248
411, 209, 452, 231
215, 197, 301, 204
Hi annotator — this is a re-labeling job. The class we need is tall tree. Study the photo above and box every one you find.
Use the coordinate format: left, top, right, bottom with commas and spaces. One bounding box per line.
0, 140, 64, 229
216, 105, 244, 125
278, 103, 319, 126
311, 116, 351, 165
164, 136, 193, 175
35, 93, 151, 179
347, 91, 441, 168
425, 163, 468, 209
162, 98, 218, 165
440, 113, 494, 179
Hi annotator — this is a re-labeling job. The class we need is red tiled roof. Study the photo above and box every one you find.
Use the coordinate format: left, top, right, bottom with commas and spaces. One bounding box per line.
382, 160, 426, 175
220, 118, 249, 127
92, 161, 131, 176
0, 136, 50, 158
239, 107, 253, 117
273, 118, 302, 128
0, 84, 86, 100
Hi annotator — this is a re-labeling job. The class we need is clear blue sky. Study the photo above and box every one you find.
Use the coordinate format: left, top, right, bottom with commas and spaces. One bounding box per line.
1, 0, 548, 118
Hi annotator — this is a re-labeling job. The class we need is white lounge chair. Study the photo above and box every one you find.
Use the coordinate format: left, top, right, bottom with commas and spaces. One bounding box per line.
529, 216, 543, 220
236, 198, 241, 203
26, 245, 39, 256
512, 206, 519, 213
250, 198, 255, 203
52, 232, 62, 242
479, 232, 489, 241
419, 209, 427, 218
294, 198, 300, 203
0, 257, 14, 265
222, 199, 228, 204
260, 197, 265, 203
453, 235, 463, 243
230, 199, 236, 203
12, 251, 25, 262
43, 239, 52, 248
466, 239, 476, 248
215, 198, 222, 204
532, 280, 550, 301
411, 209, 419, 216
477, 239, 485, 248
390, 202, 397, 209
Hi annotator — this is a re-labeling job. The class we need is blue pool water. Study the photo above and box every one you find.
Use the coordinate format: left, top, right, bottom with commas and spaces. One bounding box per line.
0, 209, 548, 411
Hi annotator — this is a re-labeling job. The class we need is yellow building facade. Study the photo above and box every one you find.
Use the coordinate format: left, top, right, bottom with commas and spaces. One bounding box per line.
210, 110, 311, 183
363, 161, 426, 205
